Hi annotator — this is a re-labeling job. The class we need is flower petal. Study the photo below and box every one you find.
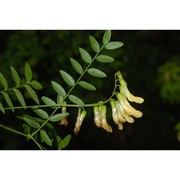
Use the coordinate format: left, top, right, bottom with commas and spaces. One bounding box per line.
120, 85, 144, 104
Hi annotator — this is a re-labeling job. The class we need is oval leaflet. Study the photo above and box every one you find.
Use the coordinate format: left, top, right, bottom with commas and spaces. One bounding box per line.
68, 95, 84, 106
78, 81, 96, 91
59, 70, 75, 86
87, 68, 107, 78
96, 55, 114, 63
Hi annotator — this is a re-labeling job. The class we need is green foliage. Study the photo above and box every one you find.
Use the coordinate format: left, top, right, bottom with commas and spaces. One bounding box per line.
78, 81, 96, 91
59, 70, 75, 87
87, 68, 107, 78
70, 58, 83, 75
51, 81, 66, 97
89, 35, 100, 52
0, 30, 127, 150
79, 47, 92, 63
157, 57, 180, 104
68, 95, 85, 106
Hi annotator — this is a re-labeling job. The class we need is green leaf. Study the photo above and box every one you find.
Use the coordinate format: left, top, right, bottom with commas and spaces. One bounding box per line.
41, 96, 56, 106
70, 58, 83, 75
103, 30, 111, 44
57, 95, 63, 104
89, 35, 100, 52
25, 63, 32, 82
0, 73, 8, 89
33, 109, 49, 119
68, 95, 84, 106
24, 85, 39, 104
79, 48, 92, 63
40, 130, 52, 146
10, 66, 21, 86
0, 102, 5, 114
50, 112, 69, 122
96, 55, 114, 63
30, 80, 43, 90
59, 70, 75, 86
59, 134, 71, 150
87, 68, 107, 78
78, 81, 96, 91
18, 116, 41, 129
13, 89, 26, 109
105, 41, 124, 50
51, 81, 66, 97
22, 115, 54, 130
23, 124, 31, 134
1, 92, 14, 112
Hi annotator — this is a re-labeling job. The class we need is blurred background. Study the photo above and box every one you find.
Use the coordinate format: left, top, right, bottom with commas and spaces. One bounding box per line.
0, 30, 180, 150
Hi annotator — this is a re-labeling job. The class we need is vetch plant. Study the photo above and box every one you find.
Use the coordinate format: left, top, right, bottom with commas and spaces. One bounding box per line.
0, 30, 144, 150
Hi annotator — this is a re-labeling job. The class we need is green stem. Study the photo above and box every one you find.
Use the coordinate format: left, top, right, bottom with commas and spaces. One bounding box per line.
31, 136, 43, 150
0, 123, 27, 137
0, 82, 30, 93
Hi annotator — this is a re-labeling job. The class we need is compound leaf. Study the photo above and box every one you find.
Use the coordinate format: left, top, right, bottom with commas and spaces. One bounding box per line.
89, 35, 100, 52
70, 58, 83, 75
59, 70, 75, 86
79, 47, 92, 63
96, 55, 114, 63
10, 66, 21, 86
40, 130, 52, 146
78, 81, 96, 91
13, 89, 26, 109
68, 95, 84, 106
105, 41, 124, 50
87, 68, 107, 78
51, 81, 66, 97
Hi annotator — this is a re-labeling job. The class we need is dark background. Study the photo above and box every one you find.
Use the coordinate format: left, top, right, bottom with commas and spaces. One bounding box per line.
0, 30, 180, 150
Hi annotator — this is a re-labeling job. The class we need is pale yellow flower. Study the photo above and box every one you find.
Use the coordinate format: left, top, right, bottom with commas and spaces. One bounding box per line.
74, 108, 87, 135
120, 85, 144, 104
114, 101, 126, 123
110, 100, 124, 130
101, 105, 112, 132
94, 105, 112, 132
94, 106, 102, 128
117, 93, 143, 118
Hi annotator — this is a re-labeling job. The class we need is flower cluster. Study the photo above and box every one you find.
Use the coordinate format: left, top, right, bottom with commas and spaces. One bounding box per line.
60, 71, 144, 134
109, 71, 144, 130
